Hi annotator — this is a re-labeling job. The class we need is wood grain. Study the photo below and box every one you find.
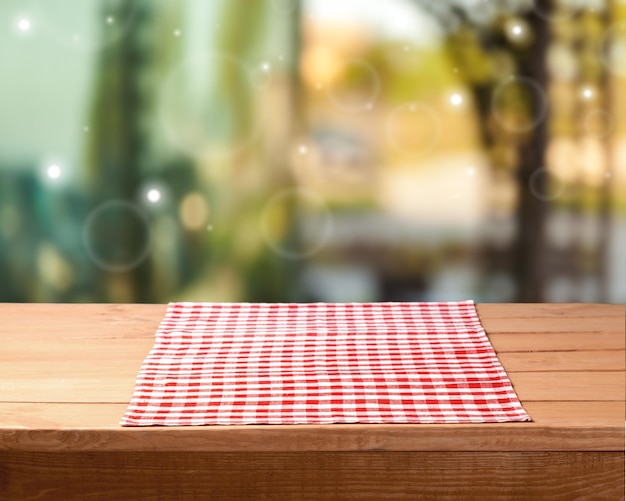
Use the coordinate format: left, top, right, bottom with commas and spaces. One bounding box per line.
0, 303, 623, 499
489, 332, 625, 352
0, 401, 621, 453
498, 350, 625, 372
475, 302, 624, 318
1, 368, 622, 404
0, 421, 622, 453
1, 451, 623, 501
0, 400, 620, 429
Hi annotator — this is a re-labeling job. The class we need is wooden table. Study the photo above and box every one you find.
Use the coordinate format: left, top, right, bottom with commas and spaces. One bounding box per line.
0, 303, 624, 500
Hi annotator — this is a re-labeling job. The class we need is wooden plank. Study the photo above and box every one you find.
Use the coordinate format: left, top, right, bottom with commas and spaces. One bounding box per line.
0, 303, 622, 339
1, 451, 623, 500
0, 377, 135, 404
0, 303, 621, 342
1, 303, 619, 326
0, 338, 153, 364
1, 332, 622, 366
0, 362, 142, 381
521, 400, 624, 425
0, 371, 625, 403
0, 402, 623, 453
498, 350, 625, 372
481, 316, 624, 334
478, 304, 625, 337
3, 345, 620, 379
489, 332, 625, 352
1, 368, 621, 404
0, 401, 620, 431
0, 420, 622, 453
509, 372, 625, 401
0, 303, 621, 325
477, 303, 624, 319
0, 303, 165, 340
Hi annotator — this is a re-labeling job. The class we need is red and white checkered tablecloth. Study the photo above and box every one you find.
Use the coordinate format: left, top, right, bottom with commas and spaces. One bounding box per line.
120, 301, 531, 426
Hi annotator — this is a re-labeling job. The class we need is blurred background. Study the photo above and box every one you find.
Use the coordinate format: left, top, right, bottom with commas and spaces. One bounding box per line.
0, 0, 624, 304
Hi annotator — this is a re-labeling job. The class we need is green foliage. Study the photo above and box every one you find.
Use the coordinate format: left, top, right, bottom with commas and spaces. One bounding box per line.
364, 42, 457, 103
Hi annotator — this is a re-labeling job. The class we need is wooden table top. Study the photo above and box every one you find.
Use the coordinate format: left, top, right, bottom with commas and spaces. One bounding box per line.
0, 303, 623, 453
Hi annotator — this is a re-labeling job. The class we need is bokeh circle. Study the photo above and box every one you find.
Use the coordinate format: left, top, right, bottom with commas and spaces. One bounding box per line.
82, 200, 151, 272
492, 76, 548, 133
528, 167, 564, 202
326, 58, 380, 113
260, 188, 332, 259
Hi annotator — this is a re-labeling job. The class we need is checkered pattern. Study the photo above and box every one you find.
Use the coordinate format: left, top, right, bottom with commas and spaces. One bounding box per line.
120, 301, 530, 426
